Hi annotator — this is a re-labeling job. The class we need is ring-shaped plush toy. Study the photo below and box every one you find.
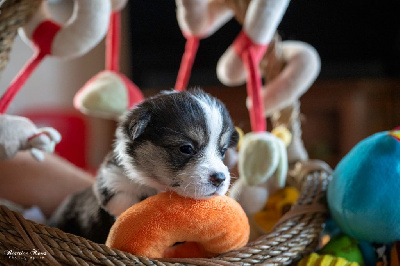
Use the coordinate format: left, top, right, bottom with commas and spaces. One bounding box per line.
19, 0, 110, 58
106, 192, 250, 258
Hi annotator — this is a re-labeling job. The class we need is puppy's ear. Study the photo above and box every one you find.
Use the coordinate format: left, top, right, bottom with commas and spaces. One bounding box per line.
124, 108, 151, 140
228, 128, 240, 148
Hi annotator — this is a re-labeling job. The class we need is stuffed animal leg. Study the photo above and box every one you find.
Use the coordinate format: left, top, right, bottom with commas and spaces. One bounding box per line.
0, 114, 61, 161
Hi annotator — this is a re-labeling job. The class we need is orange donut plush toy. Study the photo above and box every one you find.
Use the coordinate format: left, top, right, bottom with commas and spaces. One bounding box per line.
106, 192, 250, 258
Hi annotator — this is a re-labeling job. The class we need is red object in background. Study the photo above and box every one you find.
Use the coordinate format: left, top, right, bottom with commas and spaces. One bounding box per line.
174, 34, 200, 91
0, 20, 61, 114
18, 109, 88, 170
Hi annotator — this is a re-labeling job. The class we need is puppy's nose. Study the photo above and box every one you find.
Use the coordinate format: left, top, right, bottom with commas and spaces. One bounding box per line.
209, 172, 226, 187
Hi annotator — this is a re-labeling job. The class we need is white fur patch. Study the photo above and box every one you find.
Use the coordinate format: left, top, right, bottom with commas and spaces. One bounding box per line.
183, 93, 231, 198
96, 163, 156, 216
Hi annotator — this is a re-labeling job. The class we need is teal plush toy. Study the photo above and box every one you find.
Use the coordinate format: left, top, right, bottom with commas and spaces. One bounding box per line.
327, 128, 400, 244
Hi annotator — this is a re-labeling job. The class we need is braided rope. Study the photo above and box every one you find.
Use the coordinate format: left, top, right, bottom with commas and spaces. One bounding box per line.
0, 164, 330, 265
0, 0, 41, 77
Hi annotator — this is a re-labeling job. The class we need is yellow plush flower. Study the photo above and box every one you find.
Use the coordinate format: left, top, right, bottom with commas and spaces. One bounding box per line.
254, 187, 299, 232
271, 126, 292, 147
235, 126, 244, 150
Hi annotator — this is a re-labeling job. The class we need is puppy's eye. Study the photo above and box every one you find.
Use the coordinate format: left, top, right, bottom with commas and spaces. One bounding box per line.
221, 147, 227, 158
179, 145, 195, 155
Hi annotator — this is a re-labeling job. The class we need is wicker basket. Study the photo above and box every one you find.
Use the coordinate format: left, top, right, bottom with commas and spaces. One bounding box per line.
0, 161, 331, 266
0, 1, 332, 265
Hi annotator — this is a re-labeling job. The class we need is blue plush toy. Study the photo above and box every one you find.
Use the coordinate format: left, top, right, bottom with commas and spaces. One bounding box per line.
327, 128, 400, 244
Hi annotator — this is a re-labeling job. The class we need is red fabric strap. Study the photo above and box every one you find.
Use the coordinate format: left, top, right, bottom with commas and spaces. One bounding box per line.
106, 12, 121, 72
0, 52, 46, 113
233, 31, 268, 132
233, 31, 267, 64
0, 20, 61, 113
174, 34, 200, 91
32, 20, 62, 55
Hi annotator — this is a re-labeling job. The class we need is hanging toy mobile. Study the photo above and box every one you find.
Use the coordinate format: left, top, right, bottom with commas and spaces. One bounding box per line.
0, 0, 111, 161
74, 0, 144, 120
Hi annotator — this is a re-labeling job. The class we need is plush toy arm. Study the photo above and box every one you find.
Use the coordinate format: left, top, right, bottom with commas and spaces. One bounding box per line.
0, 115, 61, 161
176, 0, 234, 37
26, 127, 62, 161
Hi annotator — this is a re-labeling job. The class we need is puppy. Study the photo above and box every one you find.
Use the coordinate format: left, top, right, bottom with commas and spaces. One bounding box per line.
49, 89, 239, 243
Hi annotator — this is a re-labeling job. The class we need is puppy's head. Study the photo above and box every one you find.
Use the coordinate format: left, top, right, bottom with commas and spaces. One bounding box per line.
115, 89, 239, 199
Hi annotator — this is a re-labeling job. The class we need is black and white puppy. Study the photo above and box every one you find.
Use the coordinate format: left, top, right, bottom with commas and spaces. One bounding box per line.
49, 89, 239, 243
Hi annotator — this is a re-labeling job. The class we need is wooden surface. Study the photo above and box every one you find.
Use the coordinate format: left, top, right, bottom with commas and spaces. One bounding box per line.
145, 79, 400, 167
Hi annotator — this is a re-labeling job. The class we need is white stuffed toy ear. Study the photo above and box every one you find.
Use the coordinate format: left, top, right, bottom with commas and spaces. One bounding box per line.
73, 71, 132, 120
0, 115, 61, 161
238, 132, 281, 186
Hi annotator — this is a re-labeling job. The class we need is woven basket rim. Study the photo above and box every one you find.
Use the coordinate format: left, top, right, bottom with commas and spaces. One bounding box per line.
0, 160, 331, 265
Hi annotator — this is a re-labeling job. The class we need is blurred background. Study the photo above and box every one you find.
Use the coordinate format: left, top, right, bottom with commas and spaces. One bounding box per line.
0, 0, 399, 169
127, 0, 400, 87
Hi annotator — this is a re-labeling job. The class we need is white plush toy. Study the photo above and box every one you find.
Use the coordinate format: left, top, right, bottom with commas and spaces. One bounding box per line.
19, 0, 111, 59
175, 0, 320, 117
73, 0, 145, 120
0, 115, 61, 161
230, 128, 290, 215
0, 0, 111, 160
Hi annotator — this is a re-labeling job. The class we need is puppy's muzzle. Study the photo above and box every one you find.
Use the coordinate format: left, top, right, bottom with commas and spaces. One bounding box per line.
209, 172, 226, 187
